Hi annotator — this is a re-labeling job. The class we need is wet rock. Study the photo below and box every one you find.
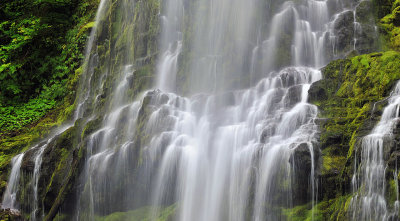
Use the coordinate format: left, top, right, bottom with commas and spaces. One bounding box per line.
308, 80, 328, 103
354, 1, 378, 53
334, 10, 355, 52
279, 70, 297, 88
392, 6, 400, 26
356, 24, 378, 54
388, 151, 400, 171
81, 116, 103, 138
290, 143, 320, 205
284, 85, 303, 108
260, 123, 277, 143
270, 88, 285, 106
20, 148, 36, 173
0, 208, 23, 221
355, 1, 374, 24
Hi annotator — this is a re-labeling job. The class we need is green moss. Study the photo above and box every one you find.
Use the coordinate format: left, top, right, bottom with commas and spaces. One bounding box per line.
379, 1, 400, 50
308, 50, 400, 216
94, 205, 175, 221
311, 51, 400, 159
284, 195, 352, 221
322, 148, 346, 175
0, 101, 74, 196
387, 179, 399, 206
78, 21, 96, 37
81, 117, 103, 138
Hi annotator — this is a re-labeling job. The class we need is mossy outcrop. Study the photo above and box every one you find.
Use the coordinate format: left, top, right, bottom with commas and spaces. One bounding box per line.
0, 0, 159, 219
283, 1, 400, 218
303, 51, 400, 220
0, 209, 23, 221
380, 0, 400, 50
93, 205, 175, 221
3, 0, 400, 220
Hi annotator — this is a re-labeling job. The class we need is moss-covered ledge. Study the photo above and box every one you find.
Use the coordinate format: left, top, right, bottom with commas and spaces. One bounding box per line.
303, 51, 400, 220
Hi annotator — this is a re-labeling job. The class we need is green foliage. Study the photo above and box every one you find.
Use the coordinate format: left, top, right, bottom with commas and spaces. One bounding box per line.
0, 0, 98, 201
1, 0, 69, 100
0, 0, 98, 135
0, 97, 55, 133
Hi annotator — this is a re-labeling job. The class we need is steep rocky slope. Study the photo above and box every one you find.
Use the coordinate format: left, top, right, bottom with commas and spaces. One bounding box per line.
1, 0, 400, 220
285, 1, 400, 219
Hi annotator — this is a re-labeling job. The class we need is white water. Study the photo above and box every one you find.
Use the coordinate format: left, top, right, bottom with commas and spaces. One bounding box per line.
74, 0, 358, 219
156, 0, 184, 92
31, 143, 47, 221
2, 154, 24, 210
351, 82, 400, 220
2, 0, 374, 220
149, 67, 321, 221
0, 123, 73, 221
0, 0, 108, 217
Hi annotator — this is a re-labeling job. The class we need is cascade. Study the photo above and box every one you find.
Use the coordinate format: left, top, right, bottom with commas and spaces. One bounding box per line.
1, 125, 74, 219
1, 0, 376, 220
2, 154, 24, 210
351, 82, 400, 220
0, 0, 110, 218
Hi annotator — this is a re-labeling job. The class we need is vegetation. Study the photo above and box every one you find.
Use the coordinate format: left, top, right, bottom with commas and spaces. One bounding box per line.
1, 0, 400, 220
284, 196, 352, 221
92, 206, 176, 221
0, 0, 99, 217
371, 0, 400, 51
300, 0, 400, 218
0, 0, 98, 135
1, 0, 160, 219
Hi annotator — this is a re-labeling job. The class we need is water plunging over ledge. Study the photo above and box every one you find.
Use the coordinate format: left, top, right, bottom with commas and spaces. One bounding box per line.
1, 0, 376, 220
351, 82, 400, 221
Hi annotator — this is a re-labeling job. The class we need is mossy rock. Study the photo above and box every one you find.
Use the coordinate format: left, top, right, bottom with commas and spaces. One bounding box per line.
94, 205, 176, 221
0, 209, 23, 221
284, 195, 352, 221
309, 50, 400, 214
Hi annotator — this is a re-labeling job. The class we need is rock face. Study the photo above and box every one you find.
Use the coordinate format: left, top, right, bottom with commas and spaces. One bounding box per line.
332, 0, 378, 57
2, 0, 400, 220
290, 142, 321, 206
355, 1, 379, 54
0, 208, 23, 221
306, 51, 400, 220
13, 123, 86, 221
334, 10, 356, 53
0, 0, 160, 220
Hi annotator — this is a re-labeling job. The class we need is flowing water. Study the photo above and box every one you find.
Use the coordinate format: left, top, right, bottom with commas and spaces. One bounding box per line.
2, 154, 24, 210
351, 82, 400, 221
1, 124, 73, 219
0, 0, 109, 217
150, 67, 321, 221
74, 0, 359, 220
2, 0, 374, 220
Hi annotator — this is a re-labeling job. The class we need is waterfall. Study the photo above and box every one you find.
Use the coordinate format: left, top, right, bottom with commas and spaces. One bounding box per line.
155, 0, 184, 92
1, 0, 373, 220
2, 154, 24, 210
1, 124, 73, 219
0, 0, 110, 218
351, 82, 400, 220
148, 67, 322, 221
